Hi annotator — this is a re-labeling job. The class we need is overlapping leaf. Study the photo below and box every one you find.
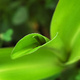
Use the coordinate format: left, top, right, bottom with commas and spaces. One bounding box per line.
0, 0, 80, 80
50, 0, 80, 64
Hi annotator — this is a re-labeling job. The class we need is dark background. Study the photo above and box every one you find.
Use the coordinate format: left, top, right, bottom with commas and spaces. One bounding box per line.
0, 0, 58, 47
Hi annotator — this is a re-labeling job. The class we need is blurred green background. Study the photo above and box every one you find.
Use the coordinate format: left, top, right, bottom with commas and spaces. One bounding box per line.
0, 0, 58, 48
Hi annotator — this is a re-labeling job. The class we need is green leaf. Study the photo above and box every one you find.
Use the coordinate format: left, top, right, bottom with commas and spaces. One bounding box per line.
2, 29, 13, 42
0, 47, 63, 80
11, 33, 49, 59
12, 7, 28, 25
43, 73, 60, 80
50, 0, 80, 64
11, 33, 66, 62
10, 33, 66, 80
50, 0, 80, 52
66, 32, 80, 65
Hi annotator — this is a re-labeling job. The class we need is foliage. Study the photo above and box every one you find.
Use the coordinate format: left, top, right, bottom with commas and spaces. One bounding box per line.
0, 0, 80, 80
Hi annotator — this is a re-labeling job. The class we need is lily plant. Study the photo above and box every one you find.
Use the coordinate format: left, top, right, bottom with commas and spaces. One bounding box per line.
0, 0, 80, 80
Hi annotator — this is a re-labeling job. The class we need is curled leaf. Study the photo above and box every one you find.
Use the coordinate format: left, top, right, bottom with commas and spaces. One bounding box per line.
11, 33, 49, 59
8, 33, 66, 80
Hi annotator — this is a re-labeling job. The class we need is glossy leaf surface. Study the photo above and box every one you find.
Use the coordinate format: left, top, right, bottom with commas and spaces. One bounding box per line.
7, 33, 66, 80
51, 0, 80, 51
11, 33, 49, 59
50, 0, 80, 64
0, 47, 63, 80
